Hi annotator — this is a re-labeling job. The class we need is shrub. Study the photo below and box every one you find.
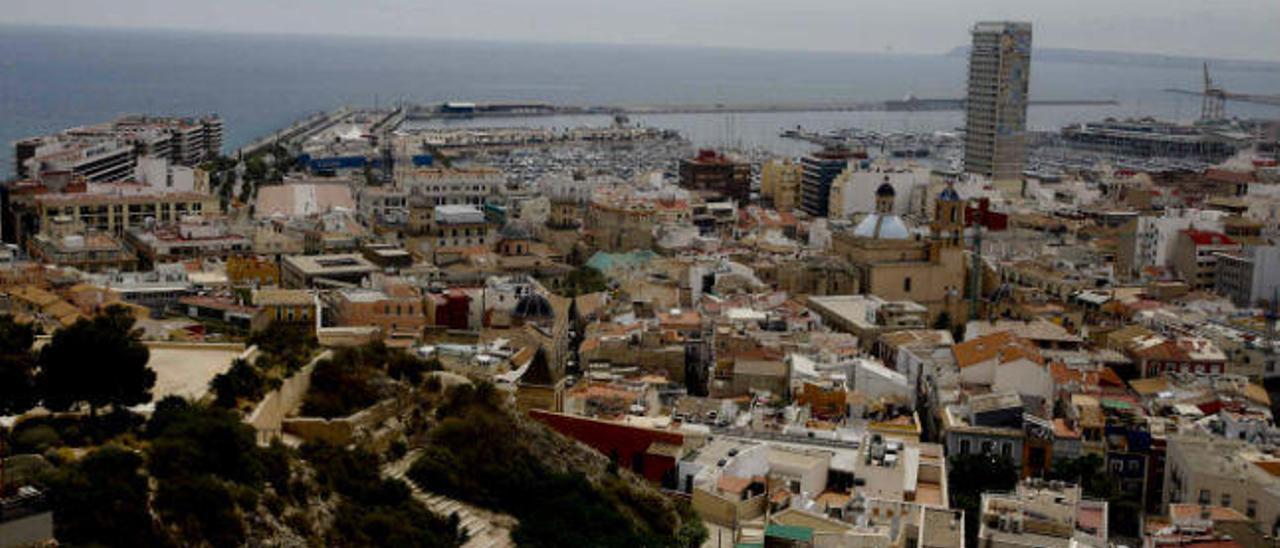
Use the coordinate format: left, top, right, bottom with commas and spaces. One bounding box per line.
301, 442, 460, 547
408, 383, 700, 547
146, 398, 266, 487
210, 358, 268, 408
300, 351, 385, 418
12, 424, 61, 453
249, 322, 318, 373
154, 474, 246, 547
44, 446, 159, 547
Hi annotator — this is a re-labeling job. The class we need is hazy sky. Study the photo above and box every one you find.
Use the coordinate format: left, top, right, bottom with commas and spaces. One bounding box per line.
5, 0, 1278, 61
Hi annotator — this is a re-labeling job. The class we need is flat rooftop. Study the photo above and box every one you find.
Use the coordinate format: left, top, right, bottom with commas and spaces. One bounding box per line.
283, 254, 377, 275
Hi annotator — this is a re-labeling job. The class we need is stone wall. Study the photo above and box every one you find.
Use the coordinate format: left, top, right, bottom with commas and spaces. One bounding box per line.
281, 398, 400, 447
245, 350, 330, 445
691, 488, 767, 528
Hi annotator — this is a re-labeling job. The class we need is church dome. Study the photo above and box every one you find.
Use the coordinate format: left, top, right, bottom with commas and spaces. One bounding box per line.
499, 222, 534, 241
852, 213, 911, 240
876, 180, 896, 197
513, 293, 554, 320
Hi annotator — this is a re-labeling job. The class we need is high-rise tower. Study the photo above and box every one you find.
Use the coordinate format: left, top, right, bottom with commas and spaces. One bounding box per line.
963, 21, 1032, 189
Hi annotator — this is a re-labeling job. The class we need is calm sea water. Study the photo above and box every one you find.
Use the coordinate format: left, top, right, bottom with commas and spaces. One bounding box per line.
3, 25, 1279, 175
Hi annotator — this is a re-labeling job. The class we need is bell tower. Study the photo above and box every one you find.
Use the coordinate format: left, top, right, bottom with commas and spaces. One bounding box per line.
932, 183, 964, 247
875, 177, 896, 215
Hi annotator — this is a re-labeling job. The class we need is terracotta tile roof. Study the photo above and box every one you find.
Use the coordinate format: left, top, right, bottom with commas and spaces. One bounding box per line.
1169, 504, 1252, 522
1182, 229, 1236, 246
1052, 418, 1080, 439
1050, 363, 1125, 389
1204, 168, 1256, 185
1128, 376, 1170, 396
953, 331, 1042, 369
717, 475, 751, 495
1252, 460, 1280, 478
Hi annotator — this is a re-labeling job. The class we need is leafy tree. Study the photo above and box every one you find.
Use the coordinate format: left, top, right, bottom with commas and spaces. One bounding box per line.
932, 311, 953, 331
303, 443, 462, 547
210, 358, 269, 408
154, 474, 246, 547
0, 316, 37, 415
249, 322, 318, 373
44, 446, 160, 547
1048, 455, 1142, 537
38, 305, 154, 415
146, 397, 266, 487
301, 350, 385, 418
949, 452, 1018, 547
409, 383, 702, 547
560, 266, 608, 297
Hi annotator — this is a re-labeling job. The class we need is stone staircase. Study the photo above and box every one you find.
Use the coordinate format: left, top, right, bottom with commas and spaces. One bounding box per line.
383, 451, 516, 548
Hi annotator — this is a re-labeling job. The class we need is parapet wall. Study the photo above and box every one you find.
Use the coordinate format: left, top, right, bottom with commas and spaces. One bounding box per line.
245, 350, 330, 445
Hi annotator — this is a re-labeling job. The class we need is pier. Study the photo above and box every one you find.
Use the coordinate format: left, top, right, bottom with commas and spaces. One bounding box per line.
400, 97, 1119, 120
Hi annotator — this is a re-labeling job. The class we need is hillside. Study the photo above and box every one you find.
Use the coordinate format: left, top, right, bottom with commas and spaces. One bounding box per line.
407, 382, 707, 548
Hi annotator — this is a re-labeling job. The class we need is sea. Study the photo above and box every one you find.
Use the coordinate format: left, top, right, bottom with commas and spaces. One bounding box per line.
3, 24, 1280, 175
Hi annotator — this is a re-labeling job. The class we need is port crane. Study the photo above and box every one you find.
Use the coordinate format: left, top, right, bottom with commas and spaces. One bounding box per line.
1164, 62, 1280, 116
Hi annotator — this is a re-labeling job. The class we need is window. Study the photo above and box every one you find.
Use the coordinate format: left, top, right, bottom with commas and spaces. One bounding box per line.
1199, 490, 1211, 505
959, 440, 971, 454
1248, 499, 1257, 519
904, 277, 912, 293
1221, 493, 1231, 508
1001, 443, 1012, 458
981, 441, 994, 454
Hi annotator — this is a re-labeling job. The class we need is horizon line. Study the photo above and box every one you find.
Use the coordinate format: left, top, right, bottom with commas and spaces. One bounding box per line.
4, 21, 1279, 67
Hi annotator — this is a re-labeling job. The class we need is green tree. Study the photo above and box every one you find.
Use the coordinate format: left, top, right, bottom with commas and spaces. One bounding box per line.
44, 446, 159, 547
303, 443, 462, 547
154, 474, 246, 547
932, 311, 953, 331
249, 321, 318, 373
37, 305, 154, 415
0, 316, 37, 415
560, 266, 608, 297
210, 358, 268, 408
146, 397, 267, 487
301, 348, 385, 418
949, 452, 1018, 547
1048, 455, 1142, 537
409, 383, 701, 547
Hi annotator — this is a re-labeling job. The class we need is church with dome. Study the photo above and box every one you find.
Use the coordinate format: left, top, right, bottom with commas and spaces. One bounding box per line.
850, 181, 914, 240
831, 181, 969, 325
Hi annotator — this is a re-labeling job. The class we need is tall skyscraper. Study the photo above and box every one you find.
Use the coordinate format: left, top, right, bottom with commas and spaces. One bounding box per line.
963, 21, 1032, 187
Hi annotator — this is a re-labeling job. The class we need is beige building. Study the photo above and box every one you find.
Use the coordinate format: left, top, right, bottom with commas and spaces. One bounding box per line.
251, 289, 315, 333
978, 479, 1108, 547
830, 184, 967, 325
761, 159, 803, 212
1163, 435, 1280, 534
1171, 229, 1240, 290
20, 183, 219, 240
329, 281, 427, 339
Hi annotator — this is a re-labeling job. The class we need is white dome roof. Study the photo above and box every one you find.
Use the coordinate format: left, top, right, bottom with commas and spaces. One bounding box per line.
852, 213, 911, 240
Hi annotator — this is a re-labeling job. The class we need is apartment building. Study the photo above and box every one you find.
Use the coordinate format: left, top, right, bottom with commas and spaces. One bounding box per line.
964, 21, 1032, 187
396, 166, 503, 206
